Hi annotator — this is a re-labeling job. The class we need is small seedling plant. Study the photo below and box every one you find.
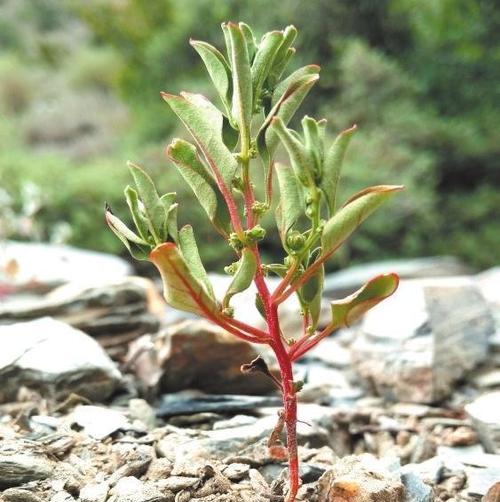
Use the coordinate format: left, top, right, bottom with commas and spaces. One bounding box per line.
106, 22, 402, 502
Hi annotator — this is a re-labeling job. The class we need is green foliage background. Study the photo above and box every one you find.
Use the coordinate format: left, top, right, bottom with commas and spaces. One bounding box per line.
0, 0, 498, 270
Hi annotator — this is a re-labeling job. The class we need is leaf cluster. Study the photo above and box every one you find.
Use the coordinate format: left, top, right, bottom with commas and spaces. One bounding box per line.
106, 22, 402, 337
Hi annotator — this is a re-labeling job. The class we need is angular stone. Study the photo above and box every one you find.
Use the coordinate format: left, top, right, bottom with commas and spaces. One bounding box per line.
484, 482, 500, 502
1, 488, 44, 502
0, 278, 159, 360
0, 317, 121, 403
0, 241, 131, 292
155, 392, 281, 417
79, 483, 109, 502
108, 477, 166, 502
352, 277, 494, 403
0, 441, 54, 489
400, 471, 433, 502
466, 391, 500, 453
316, 454, 405, 501
71, 406, 131, 440
128, 320, 277, 395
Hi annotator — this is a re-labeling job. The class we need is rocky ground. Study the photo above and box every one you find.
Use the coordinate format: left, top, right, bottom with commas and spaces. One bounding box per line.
1, 241, 499, 501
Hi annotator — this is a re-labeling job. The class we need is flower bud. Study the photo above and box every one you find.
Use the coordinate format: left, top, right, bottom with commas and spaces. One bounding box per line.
224, 262, 238, 275
251, 201, 269, 215
228, 232, 244, 251
305, 205, 316, 219
245, 225, 266, 242
286, 230, 306, 251
222, 306, 235, 317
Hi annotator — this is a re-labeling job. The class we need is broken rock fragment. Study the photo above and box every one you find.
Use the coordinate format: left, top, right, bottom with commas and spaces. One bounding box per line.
316, 454, 405, 501
0, 317, 122, 403
352, 277, 493, 403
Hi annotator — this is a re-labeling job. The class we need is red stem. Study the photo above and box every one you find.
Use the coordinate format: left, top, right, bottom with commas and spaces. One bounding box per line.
223, 315, 270, 341
289, 321, 340, 361
237, 151, 300, 500
251, 251, 300, 501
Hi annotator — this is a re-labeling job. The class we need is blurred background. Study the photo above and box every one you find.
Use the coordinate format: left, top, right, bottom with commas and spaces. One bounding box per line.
1, 0, 498, 272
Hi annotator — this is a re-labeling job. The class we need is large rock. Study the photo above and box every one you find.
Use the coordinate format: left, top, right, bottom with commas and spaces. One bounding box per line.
0, 440, 55, 489
352, 277, 494, 403
0, 317, 122, 403
127, 320, 277, 395
0, 241, 131, 292
477, 267, 500, 330
316, 454, 405, 501
466, 392, 500, 453
0, 278, 160, 359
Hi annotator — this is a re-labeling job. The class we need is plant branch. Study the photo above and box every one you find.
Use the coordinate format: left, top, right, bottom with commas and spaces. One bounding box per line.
289, 321, 336, 360
276, 246, 335, 305
222, 315, 271, 340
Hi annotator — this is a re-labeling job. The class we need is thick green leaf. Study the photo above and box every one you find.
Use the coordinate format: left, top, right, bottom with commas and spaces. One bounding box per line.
128, 162, 167, 244
270, 117, 314, 187
320, 125, 357, 215
251, 31, 284, 107
321, 185, 404, 257
271, 64, 320, 108
301, 116, 325, 179
190, 40, 232, 118
226, 22, 252, 142
149, 242, 219, 316
167, 138, 231, 236
105, 207, 149, 260
124, 185, 150, 242
267, 25, 297, 85
330, 273, 399, 327
160, 193, 178, 243
261, 72, 320, 162
162, 92, 238, 189
223, 248, 257, 309
178, 224, 215, 299
239, 22, 257, 60
299, 264, 324, 330
275, 162, 304, 241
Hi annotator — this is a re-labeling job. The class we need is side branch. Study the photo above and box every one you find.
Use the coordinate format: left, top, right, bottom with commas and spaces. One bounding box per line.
289, 322, 336, 360
223, 315, 271, 341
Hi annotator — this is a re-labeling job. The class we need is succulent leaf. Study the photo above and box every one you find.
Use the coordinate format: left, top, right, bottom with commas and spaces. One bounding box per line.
160, 193, 178, 243
105, 206, 150, 260
330, 273, 399, 327
320, 125, 357, 215
275, 163, 305, 244
124, 185, 150, 241
321, 185, 404, 258
167, 138, 231, 236
150, 242, 219, 316
251, 31, 284, 107
128, 162, 168, 244
299, 264, 324, 330
260, 71, 320, 162
178, 224, 215, 299
269, 117, 315, 187
162, 92, 238, 189
301, 116, 325, 179
239, 22, 257, 60
267, 25, 297, 85
226, 22, 253, 143
223, 248, 257, 309
190, 40, 232, 118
